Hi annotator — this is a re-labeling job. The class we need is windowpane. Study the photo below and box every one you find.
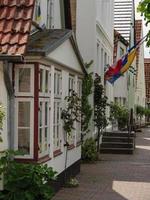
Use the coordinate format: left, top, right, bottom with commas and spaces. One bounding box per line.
45, 70, 49, 93
19, 68, 31, 93
39, 102, 42, 126
45, 102, 48, 126
18, 102, 30, 127
40, 69, 44, 92
39, 128, 42, 153
45, 128, 48, 151
18, 128, 30, 154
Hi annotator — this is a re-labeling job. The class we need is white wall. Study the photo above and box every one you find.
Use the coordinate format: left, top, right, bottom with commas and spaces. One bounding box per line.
96, 0, 114, 45
135, 42, 146, 107
48, 39, 83, 74
76, 0, 97, 69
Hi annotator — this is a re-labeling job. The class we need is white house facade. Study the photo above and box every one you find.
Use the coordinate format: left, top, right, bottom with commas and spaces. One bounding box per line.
0, 0, 85, 190
135, 20, 146, 108
76, 0, 114, 131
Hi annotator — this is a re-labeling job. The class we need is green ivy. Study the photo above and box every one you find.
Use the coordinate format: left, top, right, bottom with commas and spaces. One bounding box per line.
137, 0, 150, 46
0, 104, 5, 142
81, 61, 93, 134
0, 150, 57, 200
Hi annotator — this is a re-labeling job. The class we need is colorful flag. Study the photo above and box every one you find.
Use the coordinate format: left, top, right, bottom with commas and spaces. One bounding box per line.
104, 35, 147, 84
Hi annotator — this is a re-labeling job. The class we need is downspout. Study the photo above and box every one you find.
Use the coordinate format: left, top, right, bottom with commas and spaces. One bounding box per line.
3, 55, 23, 149
3, 61, 15, 150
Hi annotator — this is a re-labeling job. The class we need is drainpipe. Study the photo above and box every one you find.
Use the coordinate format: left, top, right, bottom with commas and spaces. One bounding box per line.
3, 61, 15, 150
2, 56, 23, 149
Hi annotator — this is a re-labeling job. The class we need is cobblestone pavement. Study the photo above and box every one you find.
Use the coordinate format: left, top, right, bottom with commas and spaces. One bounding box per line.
52, 128, 150, 200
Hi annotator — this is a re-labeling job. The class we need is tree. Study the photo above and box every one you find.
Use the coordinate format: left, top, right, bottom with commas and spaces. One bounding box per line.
136, 105, 145, 126
61, 90, 81, 179
137, 0, 150, 46
94, 74, 108, 153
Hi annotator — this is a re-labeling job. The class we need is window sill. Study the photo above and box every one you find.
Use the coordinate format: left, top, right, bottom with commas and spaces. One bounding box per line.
37, 155, 51, 164
15, 155, 51, 164
67, 144, 75, 150
53, 149, 62, 157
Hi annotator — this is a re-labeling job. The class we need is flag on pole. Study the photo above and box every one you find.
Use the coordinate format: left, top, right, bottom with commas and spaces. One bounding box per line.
104, 35, 147, 84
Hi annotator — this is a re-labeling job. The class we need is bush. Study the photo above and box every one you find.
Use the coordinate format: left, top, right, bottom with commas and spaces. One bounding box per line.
82, 138, 97, 162
0, 151, 57, 200
109, 102, 129, 130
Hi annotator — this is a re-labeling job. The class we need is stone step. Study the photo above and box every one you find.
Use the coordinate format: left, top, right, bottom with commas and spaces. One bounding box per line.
103, 131, 135, 138
101, 142, 133, 149
102, 136, 134, 143
100, 147, 134, 154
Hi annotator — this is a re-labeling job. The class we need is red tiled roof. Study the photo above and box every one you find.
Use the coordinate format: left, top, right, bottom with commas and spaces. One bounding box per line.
0, 0, 35, 55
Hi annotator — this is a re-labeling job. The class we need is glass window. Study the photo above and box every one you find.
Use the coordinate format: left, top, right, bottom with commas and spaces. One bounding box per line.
17, 101, 32, 156
38, 100, 49, 156
53, 101, 61, 151
69, 75, 75, 95
54, 70, 62, 98
19, 68, 31, 93
39, 66, 51, 96
120, 47, 124, 57
15, 65, 34, 96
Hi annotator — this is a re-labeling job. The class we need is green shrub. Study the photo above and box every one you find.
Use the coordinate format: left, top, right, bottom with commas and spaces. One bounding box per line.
109, 102, 129, 130
0, 151, 57, 200
82, 138, 97, 162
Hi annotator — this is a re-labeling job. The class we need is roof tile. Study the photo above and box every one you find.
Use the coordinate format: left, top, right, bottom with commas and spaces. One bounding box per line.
0, 0, 35, 55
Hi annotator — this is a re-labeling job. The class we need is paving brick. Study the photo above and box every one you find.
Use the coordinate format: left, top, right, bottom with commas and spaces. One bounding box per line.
52, 128, 150, 200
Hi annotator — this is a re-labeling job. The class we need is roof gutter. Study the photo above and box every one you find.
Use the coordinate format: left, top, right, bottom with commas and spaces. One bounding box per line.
0, 55, 24, 62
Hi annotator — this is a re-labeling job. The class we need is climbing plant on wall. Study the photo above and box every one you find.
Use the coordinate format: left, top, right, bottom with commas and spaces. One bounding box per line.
0, 104, 5, 142
81, 61, 93, 139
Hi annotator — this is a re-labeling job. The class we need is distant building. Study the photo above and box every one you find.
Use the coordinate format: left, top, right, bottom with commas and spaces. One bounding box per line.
114, 0, 134, 42
114, 0, 136, 111
113, 30, 129, 107
135, 20, 146, 108
144, 58, 150, 107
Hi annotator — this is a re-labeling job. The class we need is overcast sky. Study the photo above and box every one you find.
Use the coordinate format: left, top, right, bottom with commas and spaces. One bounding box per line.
135, 0, 150, 58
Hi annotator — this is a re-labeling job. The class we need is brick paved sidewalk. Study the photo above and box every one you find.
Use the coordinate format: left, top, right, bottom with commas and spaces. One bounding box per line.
52, 128, 150, 200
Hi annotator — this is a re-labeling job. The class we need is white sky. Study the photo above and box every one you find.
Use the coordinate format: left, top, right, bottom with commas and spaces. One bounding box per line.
135, 0, 150, 58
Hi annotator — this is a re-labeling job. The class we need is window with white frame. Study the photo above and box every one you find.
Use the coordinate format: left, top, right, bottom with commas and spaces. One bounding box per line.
47, 0, 54, 29
54, 69, 62, 98
76, 79, 82, 143
14, 65, 34, 158
53, 100, 62, 151
15, 99, 34, 158
38, 65, 51, 157
53, 69, 62, 151
38, 99, 49, 157
15, 65, 34, 96
39, 65, 51, 96
68, 74, 75, 94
